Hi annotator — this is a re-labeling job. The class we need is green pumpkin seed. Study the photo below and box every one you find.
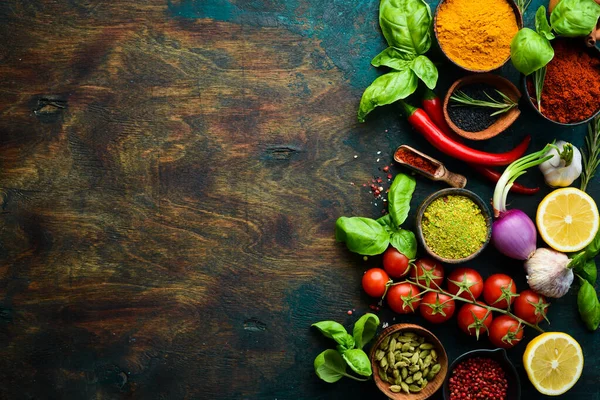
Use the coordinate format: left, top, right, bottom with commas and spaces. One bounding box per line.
419, 343, 434, 350
401, 367, 408, 380
389, 385, 402, 393
423, 367, 430, 377
380, 357, 388, 369
375, 350, 385, 361
378, 368, 388, 382
380, 335, 390, 351
430, 363, 441, 375
431, 349, 438, 361
411, 352, 419, 365
420, 349, 430, 359
409, 384, 422, 393
401, 382, 410, 394
405, 376, 414, 384
413, 371, 422, 381
387, 351, 395, 366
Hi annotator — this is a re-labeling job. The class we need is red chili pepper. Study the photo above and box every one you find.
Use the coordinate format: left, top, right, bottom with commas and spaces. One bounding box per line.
420, 89, 540, 194
400, 101, 530, 166
470, 164, 540, 194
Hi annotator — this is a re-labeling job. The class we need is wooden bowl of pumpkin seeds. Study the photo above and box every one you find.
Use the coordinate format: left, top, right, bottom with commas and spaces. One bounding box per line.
369, 323, 448, 400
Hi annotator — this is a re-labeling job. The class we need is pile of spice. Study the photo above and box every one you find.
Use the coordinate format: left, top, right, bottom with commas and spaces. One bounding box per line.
435, 0, 518, 71
448, 84, 504, 132
527, 39, 600, 124
395, 147, 439, 175
448, 357, 508, 400
375, 330, 442, 394
421, 195, 487, 259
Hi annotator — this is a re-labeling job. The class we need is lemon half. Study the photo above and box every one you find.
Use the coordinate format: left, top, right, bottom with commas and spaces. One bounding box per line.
523, 332, 583, 396
536, 187, 599, 252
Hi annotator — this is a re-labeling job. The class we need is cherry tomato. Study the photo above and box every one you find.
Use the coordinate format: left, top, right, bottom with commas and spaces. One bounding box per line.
387, 282, 421, 314
457, 302, 493, 338
410, 258, 444, 289
447, 268, 483, 300
420, 292, 455, 324
382, 247, 411, 278
489, 315, 524, 349
483, 274, 518, 309
513, 289, 549, 325
362, 268, 390, 298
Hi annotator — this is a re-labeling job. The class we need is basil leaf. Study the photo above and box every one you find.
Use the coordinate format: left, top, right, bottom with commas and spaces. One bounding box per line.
335, 217, 390, 255
388, 173, 416, 227
409, 55, 438, 90
535, 6, 555, 40
312, 321, 348, 339
371, 47, 414, 70
510, 28, 554, 75
314, 349, 347, 383
584, 229, 600, 260
577, 278, 600, 331
342, 349, 373, 377
576, 259, 598, 285
389, 229, 417, 259
357, 69, 418, 122
352, 313, 380, 349
376, 214, 395, 234
551, 0, 600, 37
333, 333, 356, 353
379, 0, 432, 55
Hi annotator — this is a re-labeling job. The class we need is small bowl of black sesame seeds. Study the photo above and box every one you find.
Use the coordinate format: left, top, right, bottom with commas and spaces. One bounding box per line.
443, 74, 521, 141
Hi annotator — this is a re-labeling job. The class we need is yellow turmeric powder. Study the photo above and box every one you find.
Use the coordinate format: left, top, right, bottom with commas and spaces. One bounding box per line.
436, 0, 519, 71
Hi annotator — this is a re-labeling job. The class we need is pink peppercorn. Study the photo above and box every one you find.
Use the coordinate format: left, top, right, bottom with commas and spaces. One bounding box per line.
448, 357, 508, 400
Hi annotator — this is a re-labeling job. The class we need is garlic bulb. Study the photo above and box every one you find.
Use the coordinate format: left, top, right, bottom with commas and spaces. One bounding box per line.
539, 141, 582, 187
525, 248, 573, 298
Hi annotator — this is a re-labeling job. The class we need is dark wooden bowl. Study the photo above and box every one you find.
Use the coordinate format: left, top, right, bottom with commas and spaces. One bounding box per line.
433, 0, 523, 73
370, 324, 448, 400
521, 38, 600, 126
442, 348, 521, 399
443, 74, 521, 141
415, 188, 492, 264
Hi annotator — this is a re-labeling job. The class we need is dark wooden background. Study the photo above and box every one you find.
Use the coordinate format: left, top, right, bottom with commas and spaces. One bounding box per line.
0, 0, 598, 399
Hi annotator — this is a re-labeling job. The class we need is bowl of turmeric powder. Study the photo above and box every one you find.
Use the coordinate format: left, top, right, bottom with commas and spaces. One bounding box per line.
434, 0, 523, 72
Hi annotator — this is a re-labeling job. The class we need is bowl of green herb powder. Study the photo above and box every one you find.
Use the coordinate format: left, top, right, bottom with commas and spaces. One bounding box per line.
416, 188, 492, 264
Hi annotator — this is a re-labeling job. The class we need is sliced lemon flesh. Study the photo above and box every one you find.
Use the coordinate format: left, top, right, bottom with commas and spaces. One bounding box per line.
523, 332, 583, 396
536, 187, 599, 252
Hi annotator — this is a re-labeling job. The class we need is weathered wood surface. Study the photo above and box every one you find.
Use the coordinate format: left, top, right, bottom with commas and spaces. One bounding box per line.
0, 1, 598, 399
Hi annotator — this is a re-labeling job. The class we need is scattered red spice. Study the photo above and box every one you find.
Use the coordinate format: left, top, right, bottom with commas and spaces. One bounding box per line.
527, 38, 600, 124
383, 166, 390, 173
347, 310, 353, 315
395, 147, 438, 175
448, 357, 508, 400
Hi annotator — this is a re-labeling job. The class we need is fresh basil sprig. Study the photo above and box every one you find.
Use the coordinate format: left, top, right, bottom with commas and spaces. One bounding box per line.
577, 277, 600, 331
312, 313, 380, 383
335, 173, 417, 258
550, 0, 600, 37
357, 0, 438, 122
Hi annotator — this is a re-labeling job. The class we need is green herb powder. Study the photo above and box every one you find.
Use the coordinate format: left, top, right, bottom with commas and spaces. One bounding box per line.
421, 195, 487, 259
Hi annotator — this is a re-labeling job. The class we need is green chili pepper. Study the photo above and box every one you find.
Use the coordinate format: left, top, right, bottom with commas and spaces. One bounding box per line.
577, 277, 600, 331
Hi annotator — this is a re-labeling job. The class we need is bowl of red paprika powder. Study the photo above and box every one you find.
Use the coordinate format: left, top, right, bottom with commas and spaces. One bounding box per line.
443, 348, 521, 400
523, 38, 600, 125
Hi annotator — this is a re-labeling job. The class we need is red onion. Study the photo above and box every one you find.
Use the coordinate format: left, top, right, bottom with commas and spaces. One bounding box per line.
492, 209, 537, 260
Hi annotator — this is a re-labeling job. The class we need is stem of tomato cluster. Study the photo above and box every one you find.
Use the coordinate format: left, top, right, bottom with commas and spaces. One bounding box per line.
387, 280, 545, 333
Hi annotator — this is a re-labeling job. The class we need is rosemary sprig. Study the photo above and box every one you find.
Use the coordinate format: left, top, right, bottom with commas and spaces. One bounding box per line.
581, 116, 600, 192
450, 89, 518, 117
533, 66, 546, 112
515, 0, 532, 14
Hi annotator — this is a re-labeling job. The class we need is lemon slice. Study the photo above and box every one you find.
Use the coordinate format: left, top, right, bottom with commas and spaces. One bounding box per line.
536, 187, 599, 252
523, 332, 583, 396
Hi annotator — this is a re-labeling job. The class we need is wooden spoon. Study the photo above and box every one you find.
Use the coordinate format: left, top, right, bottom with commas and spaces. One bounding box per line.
394, 145, 467, 188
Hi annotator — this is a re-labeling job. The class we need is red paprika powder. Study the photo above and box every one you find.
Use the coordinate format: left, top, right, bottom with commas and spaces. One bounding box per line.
395, 147, 438, 175
528, 38, 600, 124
